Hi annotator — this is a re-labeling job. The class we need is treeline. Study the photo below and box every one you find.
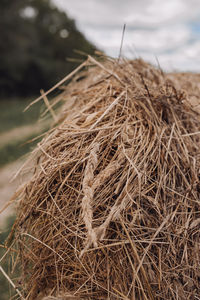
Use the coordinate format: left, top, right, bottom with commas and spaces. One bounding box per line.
0, 0, 96, 97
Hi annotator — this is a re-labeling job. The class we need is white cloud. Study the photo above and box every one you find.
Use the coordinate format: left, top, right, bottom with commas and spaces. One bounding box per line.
125, 25, 190, 52
52, 0, 200, 71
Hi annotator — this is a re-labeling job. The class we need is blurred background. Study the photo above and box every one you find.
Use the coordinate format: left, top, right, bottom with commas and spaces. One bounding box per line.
55, 0, 200, 71
1, 0, 200, 99
0, 0, 200, 298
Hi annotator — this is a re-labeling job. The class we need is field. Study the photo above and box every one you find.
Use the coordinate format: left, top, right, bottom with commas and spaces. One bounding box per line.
0, 98, 49, 166
0, 98, 49, 300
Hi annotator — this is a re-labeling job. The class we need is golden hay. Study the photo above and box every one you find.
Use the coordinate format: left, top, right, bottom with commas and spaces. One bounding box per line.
6, 57, 200, 299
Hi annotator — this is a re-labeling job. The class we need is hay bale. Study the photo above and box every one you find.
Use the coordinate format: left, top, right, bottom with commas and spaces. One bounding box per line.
9, 57, 200, 299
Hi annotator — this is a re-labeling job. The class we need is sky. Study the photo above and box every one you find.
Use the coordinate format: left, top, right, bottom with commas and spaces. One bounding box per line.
52, 0, 200, 72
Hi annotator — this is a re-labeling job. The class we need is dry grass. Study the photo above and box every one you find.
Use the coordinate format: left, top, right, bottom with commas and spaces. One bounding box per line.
4, 56, 200, 299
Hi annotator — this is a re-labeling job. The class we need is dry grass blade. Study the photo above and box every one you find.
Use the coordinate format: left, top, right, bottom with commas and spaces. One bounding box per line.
24, 59, 88, 111
41, 89, 57, 122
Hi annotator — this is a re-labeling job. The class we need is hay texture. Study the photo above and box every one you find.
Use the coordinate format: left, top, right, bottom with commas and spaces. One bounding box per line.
8, 57, 200, 299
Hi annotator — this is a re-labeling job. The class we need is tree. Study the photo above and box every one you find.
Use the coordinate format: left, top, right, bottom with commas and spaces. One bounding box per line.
0, 0, 96, 97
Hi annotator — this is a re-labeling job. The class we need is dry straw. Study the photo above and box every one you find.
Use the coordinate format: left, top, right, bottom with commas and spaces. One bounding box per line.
4, 56, 200, 299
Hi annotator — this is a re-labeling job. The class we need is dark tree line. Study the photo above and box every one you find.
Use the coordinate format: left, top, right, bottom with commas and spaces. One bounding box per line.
0, 0, 96, 97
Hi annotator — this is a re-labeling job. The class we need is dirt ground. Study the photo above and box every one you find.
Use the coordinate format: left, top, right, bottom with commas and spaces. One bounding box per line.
0, 160, 24, 228
0, 123, 47, 229
0, 120, 49, 147
0, 117, 51, 229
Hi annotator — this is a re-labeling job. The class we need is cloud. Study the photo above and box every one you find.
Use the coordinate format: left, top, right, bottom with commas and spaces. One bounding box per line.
54, 0, 200, 27
53, 0, 200, 71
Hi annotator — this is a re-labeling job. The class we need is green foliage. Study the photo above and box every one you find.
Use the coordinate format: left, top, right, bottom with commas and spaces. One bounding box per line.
0, 98, 41, 133
0, 131, 46, 167
0, 0, 96, 97
0, 98, 49, 166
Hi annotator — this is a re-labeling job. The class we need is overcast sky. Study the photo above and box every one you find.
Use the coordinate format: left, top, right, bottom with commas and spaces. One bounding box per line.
53, 0, 200, 72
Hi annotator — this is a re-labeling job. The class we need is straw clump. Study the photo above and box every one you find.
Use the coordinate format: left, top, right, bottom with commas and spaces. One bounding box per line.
8, 57, 200, 299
